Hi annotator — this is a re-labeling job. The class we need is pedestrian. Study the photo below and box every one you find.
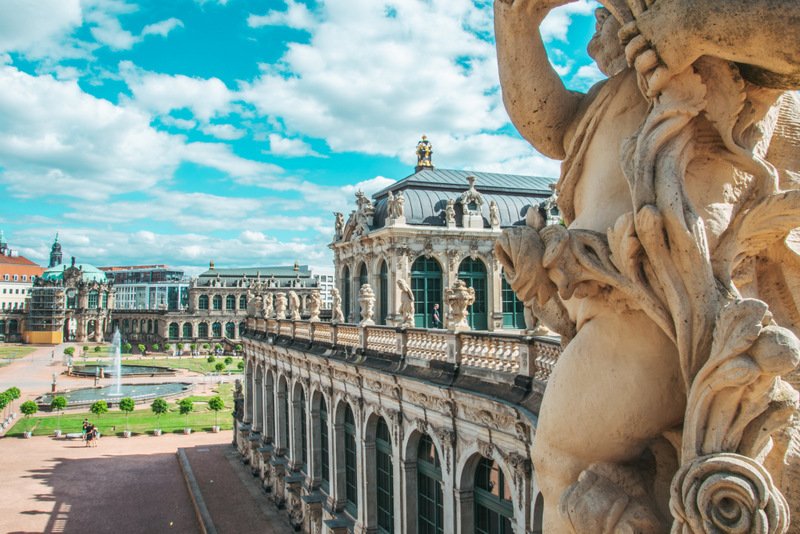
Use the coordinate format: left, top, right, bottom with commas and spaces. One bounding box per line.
432, 303, 441, 328
82, 418, 89, 437
91, 426, 99, 447
84, 423, 92, 447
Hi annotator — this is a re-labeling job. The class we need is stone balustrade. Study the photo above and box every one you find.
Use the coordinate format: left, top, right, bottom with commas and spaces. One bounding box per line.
244, 317, 561, 384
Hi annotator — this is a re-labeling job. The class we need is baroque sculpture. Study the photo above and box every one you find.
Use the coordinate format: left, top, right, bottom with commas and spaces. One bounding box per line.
307, 291, 322, 322
358, 284, 376, 326
494, 0, 800, 532
330, 288, 344, 323
288, 291, 301, 320
263, 292, 274, 318
397, 279, 415, 328
444, 279, 475, 332
274, 292, 288, 320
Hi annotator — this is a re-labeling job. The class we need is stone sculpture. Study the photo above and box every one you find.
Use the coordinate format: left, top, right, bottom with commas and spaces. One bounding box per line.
274, 292, 287, 320
307, 291, 322, 322
358, 284, 376, 326
334, 212, 345, 240
263, 293, 273, 318
330, 288, 344, 323
494, 0, 800, 531
445, 198, 456, 228
251, 295, 263, 318
444, 279, 475, 332
489, 200, 501, 229
288, 291, 301, 320
397, 279, 415, 328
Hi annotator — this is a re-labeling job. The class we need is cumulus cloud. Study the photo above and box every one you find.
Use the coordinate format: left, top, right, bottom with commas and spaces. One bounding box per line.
201, 123, 246, 140
248, 0, 316, 31
141, 18, 184, 38
267, 134, 323, 157
540, 1, 597, 42
0, 0, 82, 56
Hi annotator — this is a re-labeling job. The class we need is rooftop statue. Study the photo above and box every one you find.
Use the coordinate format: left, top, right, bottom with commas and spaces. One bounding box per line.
495, 0, 800, 531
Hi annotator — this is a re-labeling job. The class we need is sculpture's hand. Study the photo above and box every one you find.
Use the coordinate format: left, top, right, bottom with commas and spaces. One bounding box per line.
619, 20, 671, 98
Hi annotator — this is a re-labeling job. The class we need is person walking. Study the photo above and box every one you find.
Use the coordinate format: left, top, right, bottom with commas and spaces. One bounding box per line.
431, 303, 441, 328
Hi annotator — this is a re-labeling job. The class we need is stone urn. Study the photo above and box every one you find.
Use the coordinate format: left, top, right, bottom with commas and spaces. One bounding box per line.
123, 430, 132, 438
154, 429, 162, 436
23, 431, 32, 439
53, 429, 62, 437
444, 279, 476, 332
183, 428, 192, 435
358, 284, 376, 326
212, 426, 220, 433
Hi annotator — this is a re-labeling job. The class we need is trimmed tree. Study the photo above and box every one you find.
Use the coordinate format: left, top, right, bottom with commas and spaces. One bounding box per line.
207, 355, 215, 363
177, 342, 184, 354
90, 400, 108, 420
20, 400, 37, 432
215, 362, 225, 373
138, 344, 146, 355
224, 356, 233, 365
123, 343, 132, 354
151, 398, 168, 432
179, 399, 193, 429
7, 387, 20, 415
93, 345, 102, 353
152, 343, 159, 352
50, 396, 67, 432
119, 397, 135, 432
208, 396, 224, 428
190, 343, 197, 351
0, 392, 8, 418
237, 361, 244, 371
235, 344, 242, 352
164, 343, 171, 352
202, 343, 210, 351
214, 343, 222, 352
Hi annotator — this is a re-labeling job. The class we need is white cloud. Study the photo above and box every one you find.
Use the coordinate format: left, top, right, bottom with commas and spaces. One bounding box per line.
201, 123, 246, 140
540, 1, 597, 42
572, 63, 605, 90
0, 0, 82, 56
180, 142, 283, 183
120, 61, 234, 121
141, 18, 184, 38
267, 134, 322, 157
160, 116, 197, 130
248, 0, 316, 30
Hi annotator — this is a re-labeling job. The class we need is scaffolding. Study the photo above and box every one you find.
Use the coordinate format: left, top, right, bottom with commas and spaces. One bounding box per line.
27, 287, 65, 332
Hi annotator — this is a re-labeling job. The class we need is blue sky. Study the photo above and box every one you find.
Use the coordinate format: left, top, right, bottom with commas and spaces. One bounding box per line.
0, 0, 603, 276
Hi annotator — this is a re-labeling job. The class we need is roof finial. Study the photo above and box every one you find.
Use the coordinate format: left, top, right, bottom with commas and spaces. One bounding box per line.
415, 135, 433, 172
294, 261, 299, 271
210, 259, 215, 270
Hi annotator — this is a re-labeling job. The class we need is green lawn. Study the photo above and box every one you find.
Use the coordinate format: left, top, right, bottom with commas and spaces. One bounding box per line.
0, 346, 37, 367
81, 356, 243, 375
5, 384, 235, 437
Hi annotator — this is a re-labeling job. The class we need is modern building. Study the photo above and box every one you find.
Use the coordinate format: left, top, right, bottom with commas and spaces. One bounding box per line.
100, 264, 189, 310
0, 231, 44, 342
235, 139, 563, 533
311, 269, 335, 309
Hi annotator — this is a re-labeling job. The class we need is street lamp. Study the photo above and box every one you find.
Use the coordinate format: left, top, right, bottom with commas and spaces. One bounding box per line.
52, 372, 58, 393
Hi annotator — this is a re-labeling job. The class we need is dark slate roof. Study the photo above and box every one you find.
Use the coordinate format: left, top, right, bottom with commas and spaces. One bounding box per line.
197, 265, 312, 279
371, 168, 556, 229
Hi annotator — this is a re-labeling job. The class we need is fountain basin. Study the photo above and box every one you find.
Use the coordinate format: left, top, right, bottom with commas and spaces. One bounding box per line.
37, 382, 193, 410
71, 364, 177, 378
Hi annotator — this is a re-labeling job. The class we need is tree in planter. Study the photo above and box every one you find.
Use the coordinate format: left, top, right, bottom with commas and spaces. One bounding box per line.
215, 362, 225, 373
152, 343, 159, 352
224, 356, 233, 365
177, 342, 184, 355
0, 392, 8, 419
138, 344, 146, 355
64, 346, 75, 356
90, 400, 108, 422
93, 345, 102, 353
123, 343, 132, 354
202, 343, 210, 352
151, 398, 168, 433
179, 399, 193, 429
207, 355, 215, 363
235, 344, 242, 352
50, 396, 67, 433
208, 396, 224, 429
214, 343, 223, 353
20, 400, 37, 432
119, 397, 135, 433
164, 343, 171, 353
7, 387, 20, 415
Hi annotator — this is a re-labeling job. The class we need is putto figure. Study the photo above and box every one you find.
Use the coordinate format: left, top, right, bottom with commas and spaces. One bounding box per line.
495, 0, 800, 531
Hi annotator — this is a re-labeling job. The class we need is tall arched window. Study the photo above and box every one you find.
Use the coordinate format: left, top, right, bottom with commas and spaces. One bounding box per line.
147, 319, 153, 333
212, 295, 222, 310
299, 388, 308, 473
198, 323, 208, 338
239, 295, 247, 309
342, 266, 351, 323
88, 290, 99, 309
8, 319, 17, 334
345, 404, 358, 518
458, 257, 488, 330
102, 291, 108, 309
411, 256, 443, 328
379, 261, 388, 326
358, 263, 368, 288
226, 295, 236, 310
212, 322, 222, 337
320, 396, 330, 493
282, 380, 291, 459
417, 434, 443, 534
198, 295, 209, 310
225, 322, 235, 338
168, 322, 179, 339
376, 417, 394, 534
501, 275, 525, 329
474, 458, 513, 534
182, 323, 192, 338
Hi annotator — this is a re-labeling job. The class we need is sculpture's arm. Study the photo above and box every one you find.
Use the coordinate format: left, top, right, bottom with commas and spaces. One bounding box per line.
494, 0, 586, 160
636, 0, 800, 89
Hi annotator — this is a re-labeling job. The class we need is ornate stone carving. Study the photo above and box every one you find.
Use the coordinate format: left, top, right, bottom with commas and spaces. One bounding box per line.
263, 292, 274, 318
330, 288, 344, 323
287, 291, 301, 321
307, 291, 321, 322
274, 292, 287, 320
444, 279, 475, 332
396, 279, 415, 328
495, 0, 800, 530
358, 284, 375, 326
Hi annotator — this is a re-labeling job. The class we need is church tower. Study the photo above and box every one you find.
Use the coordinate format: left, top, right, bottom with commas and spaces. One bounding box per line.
0, 230, 7, 256
49, 233, 62, 268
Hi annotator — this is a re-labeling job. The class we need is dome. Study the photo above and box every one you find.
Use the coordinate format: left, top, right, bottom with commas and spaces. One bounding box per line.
42, 262, 108, 284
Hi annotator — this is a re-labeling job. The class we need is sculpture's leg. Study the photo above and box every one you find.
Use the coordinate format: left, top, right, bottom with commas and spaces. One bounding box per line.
531, 310, 685, 532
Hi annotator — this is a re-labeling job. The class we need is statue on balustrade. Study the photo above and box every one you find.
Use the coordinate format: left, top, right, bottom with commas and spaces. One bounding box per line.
331, 288, 344, 323
494, 0, 800, 531
397, 279, 415, 328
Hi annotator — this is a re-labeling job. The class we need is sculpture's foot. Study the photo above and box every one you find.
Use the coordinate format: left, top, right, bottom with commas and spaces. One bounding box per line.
558, 464, 666, 534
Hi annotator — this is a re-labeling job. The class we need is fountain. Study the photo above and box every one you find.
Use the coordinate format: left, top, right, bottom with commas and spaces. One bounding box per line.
111, 329, 122, 396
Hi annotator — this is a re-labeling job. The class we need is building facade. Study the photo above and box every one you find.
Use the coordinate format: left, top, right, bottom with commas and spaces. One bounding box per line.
0, 231, 44, 342
100, 264, 189, 311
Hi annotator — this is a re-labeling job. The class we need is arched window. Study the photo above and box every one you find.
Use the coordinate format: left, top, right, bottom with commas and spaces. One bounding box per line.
343, 266, 351, 323
239, 322, 246, 337
212, 295, 222, 310
379, 261, 388, 326
320, 396, 330, 493
88, 290, 99, 309
299, 388, 308, 473
102, 291, 108, 309
474, 458, 513, 534
225, 322, 235, 338
411, 256, 443, 328
147, 319, 153, 333
198, 295, 209, 310
458, 257, 488, 330
345, 404, 358, 518
168, 322, 179, 339
239, 295, 247, 309
376, 417, 394, 533
359, 263, 368, 288
501, 274, 525, 329
226, 295, 236, 310
198, 323, 208, 338
417, 434, 443, 533
140, 319, 146, 333
533, 493, 544, 534
122, 319, 129, 333
281, 380, 290, 459
212, 322, 222, 337
182, 323, 192, 338
8, 319, 18, 334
